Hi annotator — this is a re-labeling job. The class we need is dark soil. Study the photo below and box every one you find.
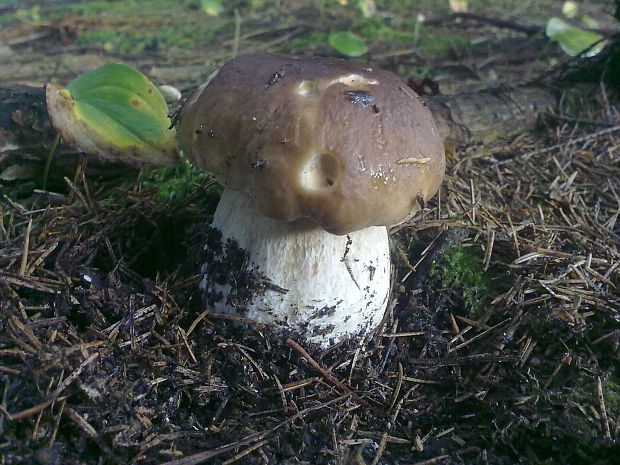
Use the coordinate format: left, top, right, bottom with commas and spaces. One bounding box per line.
1, 1, 619, 464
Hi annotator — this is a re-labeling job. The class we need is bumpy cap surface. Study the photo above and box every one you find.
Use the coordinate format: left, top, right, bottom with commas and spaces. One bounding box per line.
178, 52, 445, 235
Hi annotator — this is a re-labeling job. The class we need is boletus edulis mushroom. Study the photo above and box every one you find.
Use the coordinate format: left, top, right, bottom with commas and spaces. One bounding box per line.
177, 53, 445, 348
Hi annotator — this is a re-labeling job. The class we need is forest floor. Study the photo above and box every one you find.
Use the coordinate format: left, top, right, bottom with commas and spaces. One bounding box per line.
0, 1, 619, 464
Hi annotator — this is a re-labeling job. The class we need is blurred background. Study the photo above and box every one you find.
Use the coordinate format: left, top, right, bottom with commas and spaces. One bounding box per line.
1, 0, 616, 95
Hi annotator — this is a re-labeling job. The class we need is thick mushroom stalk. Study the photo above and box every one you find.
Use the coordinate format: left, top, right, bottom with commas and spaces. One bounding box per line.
208, 189, 390, 346
178, 53, 445, 348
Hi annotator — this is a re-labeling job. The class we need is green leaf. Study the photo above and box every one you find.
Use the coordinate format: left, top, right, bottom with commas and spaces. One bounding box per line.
358, 0, 376, 18
200, 0, 222, 16
561, 0, 578, 19
328, 31, 368, 57
46, 63, 178, 167
546, 17, 606, 57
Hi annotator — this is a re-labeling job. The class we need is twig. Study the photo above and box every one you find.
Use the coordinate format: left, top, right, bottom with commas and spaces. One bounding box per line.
0, 396, 68, 421
388, 362, 404, 413
222, 439, 269, 465
370, 432, 389, 465
286, 338, 352, 393
186, 308, 211, 336
378, 299, 399, 373
64, 406, 120, 461
157, 393, 351, 465
48, 398, 66, 448
544, 351, 571, 388
597, 376, 612, 439
19, 218, 32, 275
409, 354, 518, 366
52, 352, 100, 398
493, 125, 620, 168
448, 320, 507, 353
409, 454, 451, 465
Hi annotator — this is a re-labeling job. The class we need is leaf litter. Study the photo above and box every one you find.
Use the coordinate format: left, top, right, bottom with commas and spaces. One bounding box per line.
1, 98, 618, 464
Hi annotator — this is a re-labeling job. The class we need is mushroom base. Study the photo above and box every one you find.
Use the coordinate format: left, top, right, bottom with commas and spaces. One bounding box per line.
202, 189, 391, 348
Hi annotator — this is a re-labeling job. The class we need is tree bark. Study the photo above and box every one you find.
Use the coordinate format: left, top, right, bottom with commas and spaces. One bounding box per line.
0, 83, 557, 182
427, 85, 557, 144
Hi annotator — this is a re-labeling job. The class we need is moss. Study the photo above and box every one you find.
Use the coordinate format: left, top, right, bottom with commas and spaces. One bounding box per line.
602, 379, 620, 413
138, 154, 220, 207
430, 242, 508, 314
417, 32, 470, 58
59, 0, 195, 17
349, 16, 470, 59
75, 21, 223, 55
376, 0, 556, 20
289, 32, 328, 49
354, 17, 415, 42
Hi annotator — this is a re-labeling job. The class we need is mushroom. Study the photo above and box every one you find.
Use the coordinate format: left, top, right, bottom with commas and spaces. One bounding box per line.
178, 53, 445, 348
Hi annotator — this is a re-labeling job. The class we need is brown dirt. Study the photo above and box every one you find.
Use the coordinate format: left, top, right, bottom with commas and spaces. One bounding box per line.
1, 2, 619, 464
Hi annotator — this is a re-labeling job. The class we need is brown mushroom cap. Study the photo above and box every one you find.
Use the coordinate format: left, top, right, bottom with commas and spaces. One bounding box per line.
178, 52, 445, 235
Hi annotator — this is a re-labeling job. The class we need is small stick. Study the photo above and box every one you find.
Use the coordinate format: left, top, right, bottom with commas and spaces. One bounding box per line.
380, 331, 426, 337
544, 351, 571, 388
64, 406, 119, 460
48, 398, 66, 448
388, 362, 404, 413
272, 374, 288, 412
286, 338, 352, 393
186, 308, 212, 336
52, 352, 99, 398
0, 396, 68, 421
178, 327, 197, 364
370, 432, 389, 465
597, 376, 612, 439
483, 229, 495, 271
399, 376, 441, 385
222, 439, 269, 465
410, 454, 451, 465
157, 393, 351, 465
448, 320, 506, 353
19, 218, 32, 275
280, 377, 321, 392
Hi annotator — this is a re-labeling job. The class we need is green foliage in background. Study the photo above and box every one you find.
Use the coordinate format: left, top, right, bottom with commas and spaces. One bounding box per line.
200, 0, 223, 16
328, 30, 368, 57
76, 22, 222, 55
546, 17, 606, 57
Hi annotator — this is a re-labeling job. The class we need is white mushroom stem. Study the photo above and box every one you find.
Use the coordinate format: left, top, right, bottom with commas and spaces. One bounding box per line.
205, 189, 391, 348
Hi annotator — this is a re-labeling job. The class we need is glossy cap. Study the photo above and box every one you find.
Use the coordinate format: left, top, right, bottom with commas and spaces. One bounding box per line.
178, 52, 445, 235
